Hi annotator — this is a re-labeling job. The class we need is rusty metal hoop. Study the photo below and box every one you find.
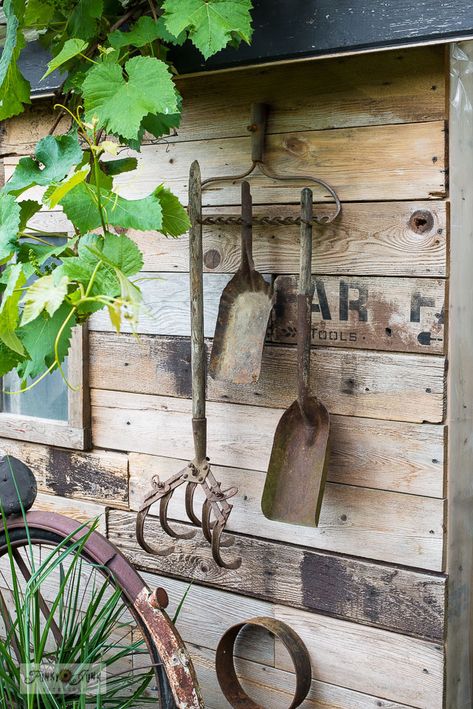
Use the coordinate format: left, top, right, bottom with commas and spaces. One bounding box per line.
215, 617, 312, 708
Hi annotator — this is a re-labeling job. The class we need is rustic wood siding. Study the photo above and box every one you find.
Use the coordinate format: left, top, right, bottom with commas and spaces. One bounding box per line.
1, 44, 456, 708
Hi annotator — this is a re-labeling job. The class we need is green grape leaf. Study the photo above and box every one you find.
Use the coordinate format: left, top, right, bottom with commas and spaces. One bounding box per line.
85, 231, 143, 276
0, 263, 26, 355
43, 166, 90, 209
17, 239, 76, 268
155, 185, 190, 237
21, 274, 70, 326
82, 55, 178, 140
141, 93, 182, 139
162, 0, 253, 59
68, 0, 103, 41
60, 182, 163, 232
0, 341, 23, 377
18, 200, 42, 231
18, 303, 76, 380
24, 0, 55, 26
108, 16, 162, 49
42, 38, 89, 80
0, 192, 21, 263
0, 0, 31, 120
153, 16, 187, 45
3, 129, 83, 196
57, 234, 120, 300
101, 157, 138, 177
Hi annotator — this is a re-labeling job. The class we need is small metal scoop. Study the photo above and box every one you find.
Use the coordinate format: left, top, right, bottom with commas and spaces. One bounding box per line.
209, 181, 274, 384
261, 188, 330, 527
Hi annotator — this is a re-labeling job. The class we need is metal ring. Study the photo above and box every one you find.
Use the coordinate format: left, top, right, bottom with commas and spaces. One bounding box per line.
215, 617, 311, 708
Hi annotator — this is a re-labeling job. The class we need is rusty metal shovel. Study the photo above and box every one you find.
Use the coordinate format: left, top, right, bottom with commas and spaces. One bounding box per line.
261, 188, 330, 527
209, 181, 274, 384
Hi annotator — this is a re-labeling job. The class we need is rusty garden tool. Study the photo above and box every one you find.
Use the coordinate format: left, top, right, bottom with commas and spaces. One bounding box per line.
136, 161, 241, 570
204, 103, 340, 385
261, 188, 330, 527
209, 180, 274, 384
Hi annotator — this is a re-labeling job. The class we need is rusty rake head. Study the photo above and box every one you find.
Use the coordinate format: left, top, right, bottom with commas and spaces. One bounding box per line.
136, 459, 241, 570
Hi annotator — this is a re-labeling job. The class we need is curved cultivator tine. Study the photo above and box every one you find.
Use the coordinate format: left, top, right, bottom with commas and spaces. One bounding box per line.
185, 483, 202, 527
201, 498, 214, 543
211, 519, 241, 570
136, 507, 175, 557
160, 491, 196, 541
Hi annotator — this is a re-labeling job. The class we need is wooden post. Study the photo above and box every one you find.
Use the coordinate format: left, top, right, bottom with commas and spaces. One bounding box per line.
446, 40, 473, 709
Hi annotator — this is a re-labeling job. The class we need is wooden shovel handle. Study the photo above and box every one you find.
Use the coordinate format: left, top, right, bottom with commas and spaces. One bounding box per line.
189, 161, 207, 461
297, 188, 314, 417
240, 181, 255, 274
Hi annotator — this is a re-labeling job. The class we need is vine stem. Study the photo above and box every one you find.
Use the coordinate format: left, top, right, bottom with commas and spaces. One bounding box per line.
3, 361, 57, 396
54, 306, 79, 391
148, 0, 158, 22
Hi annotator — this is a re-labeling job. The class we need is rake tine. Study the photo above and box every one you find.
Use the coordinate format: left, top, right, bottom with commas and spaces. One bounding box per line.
185, 482, 202, 527
160, 490, 196, 541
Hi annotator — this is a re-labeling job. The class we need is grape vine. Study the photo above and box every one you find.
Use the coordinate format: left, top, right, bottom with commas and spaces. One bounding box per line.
0, 0, 253, 388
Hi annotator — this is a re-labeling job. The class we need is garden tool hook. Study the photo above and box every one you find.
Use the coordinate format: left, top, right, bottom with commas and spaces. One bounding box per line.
136, 161, 241, 570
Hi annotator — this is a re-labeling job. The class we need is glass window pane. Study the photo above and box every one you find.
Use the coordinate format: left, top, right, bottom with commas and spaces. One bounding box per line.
2, 365, 69, 422
1, 234, 69, 422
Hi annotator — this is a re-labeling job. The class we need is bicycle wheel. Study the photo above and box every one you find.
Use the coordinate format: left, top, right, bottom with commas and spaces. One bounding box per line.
0, 510, 202, 709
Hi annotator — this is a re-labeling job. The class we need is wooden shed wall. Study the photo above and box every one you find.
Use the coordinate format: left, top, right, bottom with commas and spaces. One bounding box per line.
0, 44, 452, 708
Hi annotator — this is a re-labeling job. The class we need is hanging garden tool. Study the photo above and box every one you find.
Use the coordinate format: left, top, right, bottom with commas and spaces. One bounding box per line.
206, 103, 341, 385
137, 104, 340, 567
209, 180, 274, 384
136, 161, 241, 570
261, 188, 330, 527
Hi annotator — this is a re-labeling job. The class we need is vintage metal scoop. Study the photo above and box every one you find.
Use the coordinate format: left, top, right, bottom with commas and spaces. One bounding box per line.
136, 162, 241, 570
209, 181, 274, 384
261, 188, 330, 527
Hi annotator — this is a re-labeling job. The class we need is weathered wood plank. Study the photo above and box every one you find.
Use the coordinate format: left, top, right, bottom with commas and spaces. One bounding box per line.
92, 390, 445, 478
33, 493, 106, 533
131, 201, 447, 277
21, 201, 448, 278
173, 46, 446, 139
272, 606, 443, 709
6, 119, 447, 205
0, 47, 445, 153
0, 414, 87, 449
109, 122, 447, 205
90, 273, 447, 358
188, 643, 415, 709
445, 40, 473, 709
124, 457, 445, 569
89, 342, 445, 423
124, 411, 445, 500
0, 438, 128, 508
272, 275, 446, 354
113, 507, 445, 638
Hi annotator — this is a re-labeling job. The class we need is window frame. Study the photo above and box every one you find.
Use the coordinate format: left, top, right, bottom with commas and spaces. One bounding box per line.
0, 325, 91, 450
0, 155, 91, 451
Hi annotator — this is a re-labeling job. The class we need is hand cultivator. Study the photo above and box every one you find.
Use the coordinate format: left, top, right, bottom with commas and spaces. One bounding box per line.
136, 161, 241, 570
